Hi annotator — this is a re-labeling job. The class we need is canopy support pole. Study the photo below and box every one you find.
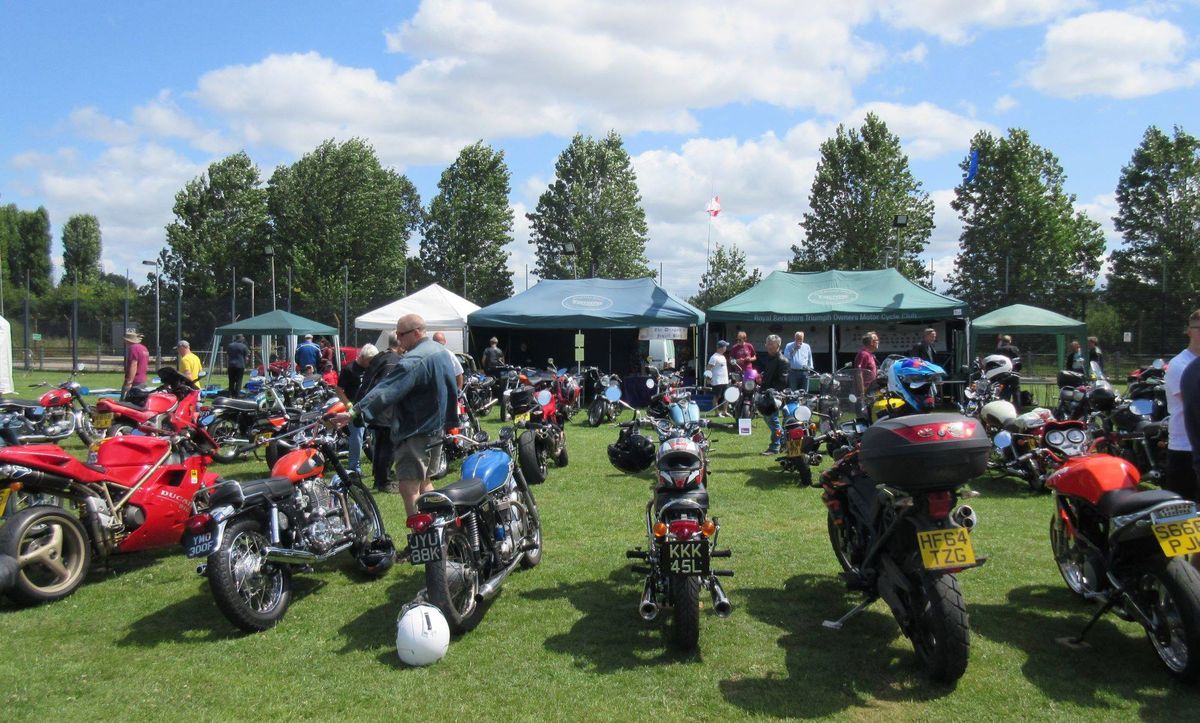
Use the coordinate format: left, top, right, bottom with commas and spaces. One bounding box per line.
703, 323, 709, 387
607, 330, 612, 373
830, 324, 836, 373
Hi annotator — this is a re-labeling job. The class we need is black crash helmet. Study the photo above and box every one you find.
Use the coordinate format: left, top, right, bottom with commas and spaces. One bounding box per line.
1088, 385, 1116, 412
607, 428, 655, 473
755, 391, 781, 416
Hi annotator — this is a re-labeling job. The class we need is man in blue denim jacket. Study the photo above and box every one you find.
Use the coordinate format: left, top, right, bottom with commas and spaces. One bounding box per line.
333, 314, 458, 517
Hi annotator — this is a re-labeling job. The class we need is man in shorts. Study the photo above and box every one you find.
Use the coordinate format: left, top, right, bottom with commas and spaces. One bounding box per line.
1166, 310, 1200, 507
334, 313, 458, 518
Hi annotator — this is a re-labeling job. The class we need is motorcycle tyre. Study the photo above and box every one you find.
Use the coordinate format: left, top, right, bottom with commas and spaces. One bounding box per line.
827, 510, 858, 573
426, 526, 483, 634
1024, 458, 1046, 494
207, 518, 292, 632
106, 421, 136, 438
1141, 559, 1200, 682
345, 484, 393, 578
0, 505, 91, 605
518, 486, 543, 569
207, 417, 244, 464
669, 574, 701, 650
517, 430, 547, 485
587, 398, 605, 428
1049, 514, 1097, 598
75, 412, 97, 446
908, 570, 970, 684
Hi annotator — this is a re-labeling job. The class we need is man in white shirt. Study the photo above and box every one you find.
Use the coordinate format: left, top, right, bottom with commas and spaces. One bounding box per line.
1165, 310, 1200, 502
432, 332, 465, 390
783, 331, 813, 392
707, 340, 731, 417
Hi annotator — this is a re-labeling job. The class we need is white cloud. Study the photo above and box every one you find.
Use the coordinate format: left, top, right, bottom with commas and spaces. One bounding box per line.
993, 94, 1018, 113
846, 101, 997, 159
1026, 11, 1200, 98
68, 93, 232, 154
899, 43, 929, 63
877, 0, 1089, 44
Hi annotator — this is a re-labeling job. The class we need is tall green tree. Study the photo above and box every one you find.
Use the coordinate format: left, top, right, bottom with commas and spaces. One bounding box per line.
527, 132, 651, 280
790, 113, 934, 279
946, 129, 1105, 316
61, 214, 102, 284
268, 138, 421, 320
420, 142, 514, 304
688, 243, 762, 310
1106, 125, 1200, 351
0, 203, 20, 287
14, 207, 53, 295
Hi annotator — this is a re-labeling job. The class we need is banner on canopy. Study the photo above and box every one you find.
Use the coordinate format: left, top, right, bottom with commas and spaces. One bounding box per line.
639, 327, 689, 341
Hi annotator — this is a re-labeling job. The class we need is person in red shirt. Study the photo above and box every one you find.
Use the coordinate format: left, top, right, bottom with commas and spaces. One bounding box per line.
729, 331, 758, 374
854, 331, 879, 405
121, 329, 149, 399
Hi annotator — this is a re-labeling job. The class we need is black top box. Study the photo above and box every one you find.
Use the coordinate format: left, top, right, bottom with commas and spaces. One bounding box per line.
509, 387, 535, 413
858, 413, 990, 491
1057, 370, 1085, 388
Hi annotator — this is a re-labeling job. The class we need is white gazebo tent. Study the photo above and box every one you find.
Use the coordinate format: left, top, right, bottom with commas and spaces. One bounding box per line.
0, 315, 12, 393
355, 283, 480, 354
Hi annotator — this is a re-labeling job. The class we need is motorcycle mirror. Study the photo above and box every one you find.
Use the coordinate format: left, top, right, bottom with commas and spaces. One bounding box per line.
535, 389, 552, 406
473, 431, 489, 443
847, 394, 858, 404
198, 371, 208, 379
723, 386, 740, 403
794, 405, 813, 423
604, 386, 623, 403
645, 378, 656, 389
1153, 358, 1165, 370
557, 368, 567, 376
994, 430, 1014, 449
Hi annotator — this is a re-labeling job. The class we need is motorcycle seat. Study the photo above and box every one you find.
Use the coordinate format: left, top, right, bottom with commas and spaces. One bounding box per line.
0, 399, 44, 409
1097, 488, 1180, 519
425, 478, 487, 508
212, 396, 260, 412
654, 487, 709, 513
213, 476, 296, 507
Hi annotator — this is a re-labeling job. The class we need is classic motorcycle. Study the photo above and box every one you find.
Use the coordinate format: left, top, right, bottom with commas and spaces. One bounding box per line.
586, 371, 631, 427
980, 401, 1055, 492
770, 389, 823, 488
0, 374, 99, 445
182, 422, 394, 631
723, 360, 759, 420
444, 390, 487, 462
815, 411, 988, 682
93, 371, 204, 437
0, 368, 219, 604
201, 381, 295, 464
609, 387, 733, 650
405, 427, 542, 633
1033, 426, 1200, 681
509, 385, 568, 485
464, 373, 497, 418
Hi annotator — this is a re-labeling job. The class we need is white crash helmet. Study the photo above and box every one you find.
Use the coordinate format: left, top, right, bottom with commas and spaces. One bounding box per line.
982, 354, 1013, 381
396, 602, 450, 666
980, 399, 1017, 429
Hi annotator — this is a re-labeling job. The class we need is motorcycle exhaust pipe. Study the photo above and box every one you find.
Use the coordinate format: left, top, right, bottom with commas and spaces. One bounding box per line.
710, 579, 732, 618
951, 504, 977, 531
639, 580, 658, 621
476, 554, 523, 602
263, 541, 352, 565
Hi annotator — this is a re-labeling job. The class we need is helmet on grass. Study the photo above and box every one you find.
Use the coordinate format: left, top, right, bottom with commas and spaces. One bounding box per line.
396, 602, 450, 666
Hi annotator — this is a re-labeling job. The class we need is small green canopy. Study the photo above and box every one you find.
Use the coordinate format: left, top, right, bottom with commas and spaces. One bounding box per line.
215, 309, 337, 336
969, 303, 1086, 371
706, 269, 965, 322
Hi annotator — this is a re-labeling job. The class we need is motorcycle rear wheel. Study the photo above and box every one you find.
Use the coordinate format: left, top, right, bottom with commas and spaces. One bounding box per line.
207, 518, 291, 632
1140, 559, 1200, 682
426, 526, 483, 634
1049, 514, 1098, 598
908, 570, 970, 683
0, 505, 91, 605
669, 574, 701, 650
207, 418, 245, 464
587, 398, 605, 427
517, 430, 547, 485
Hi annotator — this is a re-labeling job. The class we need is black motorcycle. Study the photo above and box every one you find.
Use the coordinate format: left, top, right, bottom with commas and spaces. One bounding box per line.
813, 412, 988, 682
464, 373, 497, 418
405, 428, 542, 633
182, 423, 394, 631
586, 371, 631, 427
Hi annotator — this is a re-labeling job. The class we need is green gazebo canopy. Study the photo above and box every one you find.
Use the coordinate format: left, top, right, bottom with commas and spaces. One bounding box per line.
969, 303, 1086, 372
215, 309, 337, 336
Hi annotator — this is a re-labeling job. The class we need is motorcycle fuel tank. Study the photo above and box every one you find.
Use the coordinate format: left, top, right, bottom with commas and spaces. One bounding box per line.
461, 449, 511, 493
1045, 454, 1140, 505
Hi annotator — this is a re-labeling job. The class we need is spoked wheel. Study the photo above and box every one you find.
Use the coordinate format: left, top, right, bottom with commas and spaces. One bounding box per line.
0, 505, 91, 605
907, 569, 970, 683
1139, 560, 1200, 681
207, 418, 246, 464
1049, 513, 1097, 598
669, 574, 701, 650
344, 484, 394, 577
518, 487, 542, 569
587, 399, 606, 427
554, 429, 569, 467
106, 421, 135, 438
75, 411, 98, 446
207, 519, 291, 632
426, 526, 483, 634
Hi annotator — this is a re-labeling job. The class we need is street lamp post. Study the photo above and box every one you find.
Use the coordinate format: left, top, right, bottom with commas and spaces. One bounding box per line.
241, 277, 256, 318
265, 245, 277, 311
142, 259, 161, 365
891, 214, 908, 270
563, 243, 577, 279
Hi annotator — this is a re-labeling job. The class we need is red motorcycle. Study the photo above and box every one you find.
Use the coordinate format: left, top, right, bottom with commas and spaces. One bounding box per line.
0, 368, 220, 605
509, 382, 568, 486
93, 374, 199, 437
0, 375, 100, 445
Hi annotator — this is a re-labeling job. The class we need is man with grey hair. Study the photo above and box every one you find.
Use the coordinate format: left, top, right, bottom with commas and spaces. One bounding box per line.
759, 334, 790, 455
335, 343, 379, 474
432, 331, 465, 390
783, 331, 812, 391
335, 314, 458, 518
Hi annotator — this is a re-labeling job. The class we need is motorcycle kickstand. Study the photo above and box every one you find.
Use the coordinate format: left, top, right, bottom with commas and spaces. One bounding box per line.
1060, 588, 1124, 648
822, 596, 877, 631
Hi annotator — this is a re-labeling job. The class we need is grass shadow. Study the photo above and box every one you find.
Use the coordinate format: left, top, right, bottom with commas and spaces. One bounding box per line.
520, 565, 704, 672
115, 579, 306, 646
335, 575, 427, 662
742, 466, 809, 491
971, 584, 1200, 714
967, 469, 1044, 499
720, 574, 955, 719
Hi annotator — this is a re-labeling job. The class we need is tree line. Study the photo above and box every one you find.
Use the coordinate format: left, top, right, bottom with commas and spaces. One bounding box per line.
1, 120, 1196, 353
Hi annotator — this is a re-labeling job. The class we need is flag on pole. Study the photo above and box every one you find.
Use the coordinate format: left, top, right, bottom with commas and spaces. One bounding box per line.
706, 196, 721, 217
963, 148, 979, 184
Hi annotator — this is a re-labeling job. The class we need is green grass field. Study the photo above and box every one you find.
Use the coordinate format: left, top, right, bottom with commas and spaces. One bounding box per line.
1, 371, 1198, 720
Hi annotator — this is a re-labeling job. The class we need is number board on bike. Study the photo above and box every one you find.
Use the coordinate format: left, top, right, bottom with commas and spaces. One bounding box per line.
660, 540, 709, 576
0, 487, 11, 515
1152, 518, 1200, 558
514, 411, 530, 425
184, 531, 216, 558
92, 411, 113, 429
916, 528, 976, 570
407, 529, 442, 565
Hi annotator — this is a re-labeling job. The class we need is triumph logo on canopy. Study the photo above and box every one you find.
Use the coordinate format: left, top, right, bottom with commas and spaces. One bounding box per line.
807, 288, 859, 305
562, 294, 614, 311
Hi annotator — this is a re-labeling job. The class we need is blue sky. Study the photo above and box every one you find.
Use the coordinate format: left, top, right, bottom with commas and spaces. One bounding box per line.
2, 1, 1198, 299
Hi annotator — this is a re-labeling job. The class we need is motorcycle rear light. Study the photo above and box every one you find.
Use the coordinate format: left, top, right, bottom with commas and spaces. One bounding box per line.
788, 429, 805, 440
407, 513, 434, 533
894, 421, 977, 442
927, 491, 953, 520
668, 519, 701, 540
701, 520, 716, 538
653, 521, 668, 538
185, 513, 212, 535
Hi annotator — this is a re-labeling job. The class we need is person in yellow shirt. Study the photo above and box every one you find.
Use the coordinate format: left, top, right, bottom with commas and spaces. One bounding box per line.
176, 340, 203, 381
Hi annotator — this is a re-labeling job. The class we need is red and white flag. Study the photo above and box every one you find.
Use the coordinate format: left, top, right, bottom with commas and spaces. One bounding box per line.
705, 196, 721, 217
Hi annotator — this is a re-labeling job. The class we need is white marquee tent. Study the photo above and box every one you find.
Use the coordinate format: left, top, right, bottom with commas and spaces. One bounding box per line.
354, 283, 480, 353
0, 315, 13, 394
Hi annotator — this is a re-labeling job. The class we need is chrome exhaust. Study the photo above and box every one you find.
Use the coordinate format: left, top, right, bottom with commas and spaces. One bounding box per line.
639, 580, 658, 621
951, 504, 977, 531
263, 541, 352, 565
710, 578, 732, 618
476, 554, 523, 602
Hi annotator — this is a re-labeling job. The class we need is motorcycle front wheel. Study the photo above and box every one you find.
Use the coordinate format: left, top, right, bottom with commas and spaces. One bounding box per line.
554, 429, 569, 467
518, 487, 543, 569
670, 574, 701, 650
907, 569, 970, 683
206, 417, 245, 464
426, 526, 483, 634
517, 429, 547, 485
827, 510, 861, 572
0, 505, 91, 605
345, 484, 393, 577
1049, 514, 1097, 597
74, 411, 97, 446
1139, 559, 1200, 682
207, 518, 291, 632
587, 398, 606, 427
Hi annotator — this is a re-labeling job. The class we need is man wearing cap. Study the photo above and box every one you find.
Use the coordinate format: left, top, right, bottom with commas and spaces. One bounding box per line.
708, 340, 731, 417
226, 334, 249, 396
121, 329, 149, 399
295, 334, 322, 373
176, 340, 202, 381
